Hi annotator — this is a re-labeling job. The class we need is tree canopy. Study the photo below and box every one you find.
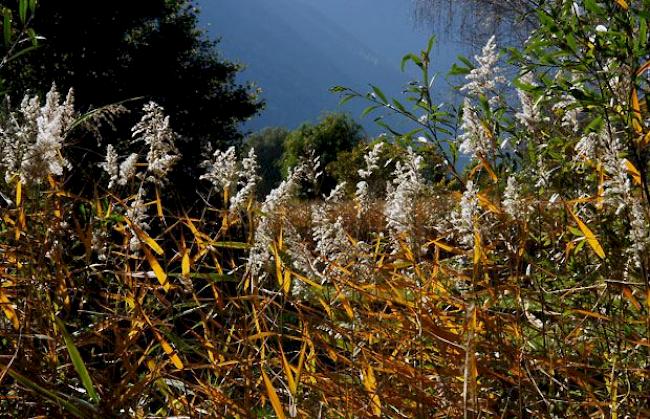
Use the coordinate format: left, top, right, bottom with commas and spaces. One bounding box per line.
281, 113, 364, 197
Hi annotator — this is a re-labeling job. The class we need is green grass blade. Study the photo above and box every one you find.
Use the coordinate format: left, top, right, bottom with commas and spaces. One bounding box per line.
3, 366, 88, 418
55, 317, 100, 404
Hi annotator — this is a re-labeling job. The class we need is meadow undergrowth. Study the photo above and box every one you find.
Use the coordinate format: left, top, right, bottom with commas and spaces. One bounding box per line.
2, 1, 650, 417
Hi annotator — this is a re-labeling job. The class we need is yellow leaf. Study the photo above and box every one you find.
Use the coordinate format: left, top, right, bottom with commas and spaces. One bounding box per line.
478, 156, 498, 183
283, 269, 291, 295
642, 131, 650, 147
155, 186, 163, 218
623, 287, 641, 311
615, 0, 628, 9
0, 288, 19, 330
124, 217, 164, 255
318, 297, 333, 319
15, 180, 21, 207
292, 271, 323, 290
157, 333, 184, 369
281, 349, 297, 396
427, 238, 462, 254
143, 247, 170, 291
363, 365, 381, 416
15, 208, 25, 240
596, 162, 604, 209
181, 249, 190, 278
295, 339, 308, 392
341, 297, 355, 320
572, 309, 610, 321
262, 370, 286, 419
567, 207, 606, 259
631, 88, 643, 134
478, 193, 500, 214
271, 243, 286, 292
625, 159, 642, 185
473, 231, 481, 265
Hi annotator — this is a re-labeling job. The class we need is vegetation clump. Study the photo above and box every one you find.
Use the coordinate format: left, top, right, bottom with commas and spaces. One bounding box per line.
1, 1, 650, 417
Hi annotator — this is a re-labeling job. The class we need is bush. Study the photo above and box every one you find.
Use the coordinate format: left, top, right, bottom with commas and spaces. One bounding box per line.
281, 112, 364, 197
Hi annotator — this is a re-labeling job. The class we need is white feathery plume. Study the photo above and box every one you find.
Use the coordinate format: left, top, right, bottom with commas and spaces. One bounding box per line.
0, 85, 76, 184
384, 147, 423, 250
247, 165, 305, 285
451, 180, 479, 248
229, 147, 260, 212
515, 72, 543, 130
200, 146, 238, 195
101, 144, 120, 189
460, 35, 505, 102
355, 142, 384, 217
118, 153, 139, 186
131, 102, 179, 185
458, 99, 492, 159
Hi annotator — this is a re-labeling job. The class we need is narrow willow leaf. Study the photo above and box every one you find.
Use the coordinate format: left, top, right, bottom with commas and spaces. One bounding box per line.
181, 249, 190, 278
262, 370, 286, 419
281, 349, 297, 396
370, 85, 388, 104
625, 159, 642, 185
473, 231, 481, 265
623, 287, 641, 311
631, 89, 643, 134
55, 318, 100, 404
4, 367, 88, 418
157, 333, 184, 370
155, 186, 163, 218
3, 9, 13, 46
209, 241, 250, 250
18, 0, 26, 24
567, 207, 606, 259
143, 246, 169, 291
125, 217, 164, 255
15, 180, 21, 206
282, 269, 291, 295
0, 288, 19, 330
572, 309, 610, 321
363, 365, 381, 416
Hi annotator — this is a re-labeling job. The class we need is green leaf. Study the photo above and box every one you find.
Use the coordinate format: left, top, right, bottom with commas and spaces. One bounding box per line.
448, 63, 470, 76
391, 98, 407, 113
329, 85, 348, 93
370, 85, 388, 104
374, 118, 402, 136
338, 94, 355, 106
210, 241, 251, 250
3, 44, 38, 64
18, 0, 27, 24
361, 104, 381, 118
585, 115, 603, 133
583, 0, 602, 14
28, 0, 36, 14
456, 55, 475, 69
425, 35, 436, 55
4, 366, 90, 417
639, 17, 647, 51
55, 318, 100, 404
3, 8, 13, 46
68, 97, 145, 132
400, 53, 422, 71
565, 33, 578, 53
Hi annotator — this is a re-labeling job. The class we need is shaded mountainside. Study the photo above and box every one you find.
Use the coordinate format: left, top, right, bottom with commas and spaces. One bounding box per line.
199, 0, 468, 135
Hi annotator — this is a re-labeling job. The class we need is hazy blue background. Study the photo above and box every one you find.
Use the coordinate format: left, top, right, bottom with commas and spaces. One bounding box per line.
198, 0, 470, 136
